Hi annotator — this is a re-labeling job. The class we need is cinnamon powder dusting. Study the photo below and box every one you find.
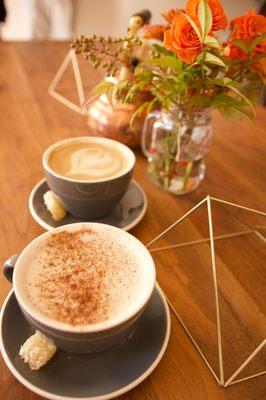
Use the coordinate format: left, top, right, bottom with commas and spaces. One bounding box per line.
28, 228, 141, 326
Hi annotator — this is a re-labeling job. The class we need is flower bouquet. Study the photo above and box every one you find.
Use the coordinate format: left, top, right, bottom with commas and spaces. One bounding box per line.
72, 10, 154, 149
73, 1, 266, 194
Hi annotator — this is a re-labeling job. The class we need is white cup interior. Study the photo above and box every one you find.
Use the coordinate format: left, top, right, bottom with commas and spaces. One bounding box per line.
13, 223, 156, 333
42, 136, 136, 183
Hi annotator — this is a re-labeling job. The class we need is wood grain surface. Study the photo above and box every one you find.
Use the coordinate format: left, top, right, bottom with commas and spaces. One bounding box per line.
0, 42, 265, 400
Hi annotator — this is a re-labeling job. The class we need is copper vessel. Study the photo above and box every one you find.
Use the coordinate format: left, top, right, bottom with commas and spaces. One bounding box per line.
85, 92, 152, 149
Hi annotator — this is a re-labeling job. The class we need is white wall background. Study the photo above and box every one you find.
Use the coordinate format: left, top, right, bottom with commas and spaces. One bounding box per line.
73, 0, 260, 37
2, 0, 263, 40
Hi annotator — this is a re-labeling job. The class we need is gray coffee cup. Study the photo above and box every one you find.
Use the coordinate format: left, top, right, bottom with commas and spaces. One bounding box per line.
3, 223, 156, 353
42, 137, 136, 219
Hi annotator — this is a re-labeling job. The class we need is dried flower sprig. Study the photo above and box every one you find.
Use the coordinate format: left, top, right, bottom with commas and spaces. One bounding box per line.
71, 34, 143, 77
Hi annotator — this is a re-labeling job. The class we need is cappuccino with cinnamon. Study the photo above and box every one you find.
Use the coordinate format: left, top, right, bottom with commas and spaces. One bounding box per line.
11, 222, 155, 352
48, 141, 130, 181
22, 225, 152, 328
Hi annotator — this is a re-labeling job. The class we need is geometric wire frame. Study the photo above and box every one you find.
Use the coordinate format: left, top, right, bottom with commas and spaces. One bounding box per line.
48, 49, 85, 115
146, 196, 266, 387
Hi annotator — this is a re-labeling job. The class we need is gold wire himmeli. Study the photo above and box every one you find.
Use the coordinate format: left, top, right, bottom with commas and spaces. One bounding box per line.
146, 196, 266, 387
48, 50, 85, 115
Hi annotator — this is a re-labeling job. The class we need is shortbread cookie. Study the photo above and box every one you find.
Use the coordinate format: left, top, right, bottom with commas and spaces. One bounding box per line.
43, 190, 66, 221
19, 330, 57, 370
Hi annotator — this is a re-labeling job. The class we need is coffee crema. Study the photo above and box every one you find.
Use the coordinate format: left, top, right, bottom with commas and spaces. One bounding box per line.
24, 228, 145, 327
48, 142, 129, 181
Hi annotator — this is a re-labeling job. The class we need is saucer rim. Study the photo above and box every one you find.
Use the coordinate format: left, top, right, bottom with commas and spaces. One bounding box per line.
0, 284, 170, 400
29, 178, 147, 232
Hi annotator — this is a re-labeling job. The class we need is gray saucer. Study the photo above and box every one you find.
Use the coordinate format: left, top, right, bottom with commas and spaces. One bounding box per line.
29, 179, 147, 231
0, 286, 170, 400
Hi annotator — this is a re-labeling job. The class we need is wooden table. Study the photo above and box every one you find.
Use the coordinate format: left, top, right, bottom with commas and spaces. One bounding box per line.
0, 42, 265, 400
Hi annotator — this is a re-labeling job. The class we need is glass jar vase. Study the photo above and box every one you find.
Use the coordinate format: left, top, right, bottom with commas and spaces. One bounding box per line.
141, 107, 212, 195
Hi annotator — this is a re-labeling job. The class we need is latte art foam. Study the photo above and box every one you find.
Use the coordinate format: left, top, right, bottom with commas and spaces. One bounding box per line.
66, 146, 122, 179
48, 142, 129, 181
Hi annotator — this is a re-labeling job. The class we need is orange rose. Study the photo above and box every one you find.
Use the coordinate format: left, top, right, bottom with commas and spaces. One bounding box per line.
143, 24, 168, 41
230, 9, 266, 40
229, 9, 266, 60
186, 0, 228, 31
162, 8, 179, 24
164, 11, 202, 64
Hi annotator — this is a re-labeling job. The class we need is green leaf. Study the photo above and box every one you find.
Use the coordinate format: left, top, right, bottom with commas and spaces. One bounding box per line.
221, 77, 236, 86
135, 69, 153, 81
204, 52, 226, 67
110, 83, 120, 105
230, 33, 266, 55
229, 39, 250, 54
204, 35, 220, 48
130, 102, 149, 129
233, 108, 255, 126
212, 77, 241, 89
198, 0, 212, 39
181, 11, 202, 41
212, 78, 256, 116
143, 56, 183, 72
226, 85, 256, 116
146, 98, 157, 115
90, 80, 114, 99
249, 33, 266, 53
106, 85, 115, 107
124, 81, 146, 102
220, 107, 255, 125
212, 93, 249, 108
153, 43, 174, 56
188, 94, 212, 108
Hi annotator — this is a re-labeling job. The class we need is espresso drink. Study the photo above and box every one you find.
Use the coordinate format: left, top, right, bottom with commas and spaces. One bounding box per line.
48, 142, 129, 181
23, 228, 146, 327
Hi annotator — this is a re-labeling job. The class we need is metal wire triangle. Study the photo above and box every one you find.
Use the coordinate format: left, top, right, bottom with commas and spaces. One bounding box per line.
146, 195, 266, 387
48, 49, 85, 115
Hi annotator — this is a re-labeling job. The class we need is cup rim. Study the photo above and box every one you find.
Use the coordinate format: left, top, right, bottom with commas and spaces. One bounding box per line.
42, 137, 136, 183
13, 222, 156, 334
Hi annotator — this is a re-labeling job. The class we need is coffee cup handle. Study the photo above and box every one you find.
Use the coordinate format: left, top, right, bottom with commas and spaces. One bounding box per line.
3, 254, 19, 283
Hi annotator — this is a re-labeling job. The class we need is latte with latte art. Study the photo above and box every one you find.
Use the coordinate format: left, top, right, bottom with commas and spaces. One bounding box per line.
48, 142, 129, 181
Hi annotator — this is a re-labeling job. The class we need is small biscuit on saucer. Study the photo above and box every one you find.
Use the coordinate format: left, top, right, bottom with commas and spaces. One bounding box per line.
43, 190, 66, 221
19, 330, 57, 370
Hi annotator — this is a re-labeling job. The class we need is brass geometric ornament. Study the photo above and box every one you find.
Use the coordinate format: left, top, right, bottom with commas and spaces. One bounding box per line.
48, 49, 85, 115
147, 196, 266, 387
